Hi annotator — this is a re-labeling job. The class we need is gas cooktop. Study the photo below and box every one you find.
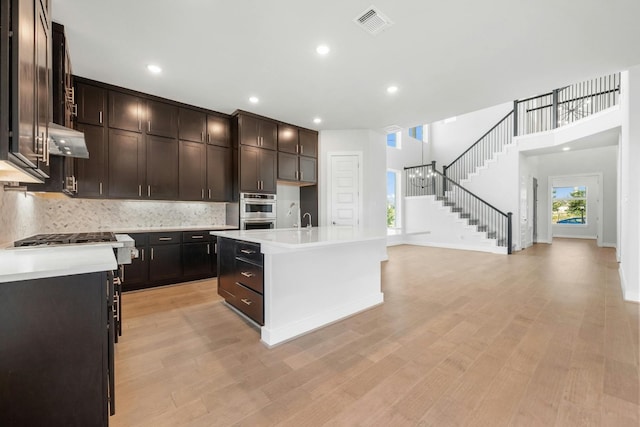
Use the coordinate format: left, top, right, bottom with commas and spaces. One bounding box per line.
14, 232, 117, 247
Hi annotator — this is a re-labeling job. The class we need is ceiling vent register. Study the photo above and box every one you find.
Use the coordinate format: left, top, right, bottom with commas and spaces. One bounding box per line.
354, 6, 394, 35
383, 124, 403, 134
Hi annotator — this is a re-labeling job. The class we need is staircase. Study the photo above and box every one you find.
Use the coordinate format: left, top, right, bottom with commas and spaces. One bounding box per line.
404, 72, 621, 254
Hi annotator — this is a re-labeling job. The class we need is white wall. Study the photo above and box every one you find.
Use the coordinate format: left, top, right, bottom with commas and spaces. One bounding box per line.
531, 146, 618, 247
319, 130, 387, 234
430, 102, 512, 167
619, 68, 640, 302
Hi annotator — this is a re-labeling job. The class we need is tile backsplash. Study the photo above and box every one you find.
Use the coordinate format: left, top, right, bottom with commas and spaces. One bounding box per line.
0, 186, 228, 245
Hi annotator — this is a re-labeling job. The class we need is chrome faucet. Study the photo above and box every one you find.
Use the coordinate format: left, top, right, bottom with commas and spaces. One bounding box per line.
303, 212, 312, 228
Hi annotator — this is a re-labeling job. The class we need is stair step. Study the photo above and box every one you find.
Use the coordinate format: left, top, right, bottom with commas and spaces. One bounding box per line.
451, 207, 463, 213
468, 219, 479, 225
477, 225, 488, 232
443, 202, 456, 207
459, 213, 471, 219
487, 232, 497, 239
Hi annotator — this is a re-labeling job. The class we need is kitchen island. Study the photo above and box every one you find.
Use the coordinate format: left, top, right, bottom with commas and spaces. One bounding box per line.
211, 227, 386, 346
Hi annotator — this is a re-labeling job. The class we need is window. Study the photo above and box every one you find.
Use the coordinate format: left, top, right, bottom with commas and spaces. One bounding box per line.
386, 131, 401, 148
387, 170, 400, 228
552, 186, 587, 225
408, 125, 424, 141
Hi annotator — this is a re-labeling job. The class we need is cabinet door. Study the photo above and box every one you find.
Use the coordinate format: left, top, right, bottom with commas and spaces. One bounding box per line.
238, 115, 260, 147
15, 0, 37, 167
146, 100, 177, 138
109, 91, 142, 132
76, 124, 107, 197
179, 140, 206, 201
240, 145, 260, 192
34, 4, 50, 177
146, 135, 178, 200
259, 119, 277, 150
299, 156, 317, 183
206, 115, 230, 147
182, 242, 213, 278
122, 248, 149, 290
149, 244, 182, 282
108, 129, 145, 199
179, 108, 206, 143
207, 145, 232, 201
277, 152, 298, 181
299, 129, 318, 158
277, 124, 298, 154
259, 149, 277, 193
76, 82, 106, 126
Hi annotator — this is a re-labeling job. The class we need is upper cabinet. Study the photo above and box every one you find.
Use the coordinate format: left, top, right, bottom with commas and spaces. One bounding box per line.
207, 115, 230, 147
109, 91, 142, 132
76, 82, 106, 126
179, 108, 206, 143
0, 0, 53, 181
298, 129, 318, 158
238, 114, 277, 150
277, 125, 298, 154
146, 100, 178, 138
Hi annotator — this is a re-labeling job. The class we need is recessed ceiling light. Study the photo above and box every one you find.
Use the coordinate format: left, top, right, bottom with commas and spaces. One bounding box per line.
249, 96, 259, 104
313, 117, 322, 124
146, 64, 162, 74
387, 85, 399, 94
563, 147, 571, 151
316, 45, 330, 55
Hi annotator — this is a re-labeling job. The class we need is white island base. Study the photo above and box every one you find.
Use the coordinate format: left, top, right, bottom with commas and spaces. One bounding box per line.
212, 227, 386, 347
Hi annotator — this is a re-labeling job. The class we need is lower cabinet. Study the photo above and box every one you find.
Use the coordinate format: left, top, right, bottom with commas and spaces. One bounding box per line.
122, 230, 218, 291
0, 271, 113, 426
217, 237, 264, 325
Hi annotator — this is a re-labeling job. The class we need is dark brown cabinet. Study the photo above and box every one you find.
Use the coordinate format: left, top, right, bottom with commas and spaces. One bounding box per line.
76, 82, 106, 126
76, 123, 108, 197
179, 140, 206, 201
149, 244, 182, 282
182, 232, 214, 278
122, 233, 149, 290
179, 108, 206, 143
277, 152, 298, 181
299, 156, 317, 183
109, 91, 142, 132
217, 237, 264, 325
240, 145, 276, 193
299, 129, 318, 158
0, 271, 113, 426
146, 100, 178, 138
108, 128, 145, 199
207, 115, 231, 147
0, 0, 52, 180
238, 115, 277, 150
146, 135, 178, 200
207, 145, 232, 201
277, 124, 299, 154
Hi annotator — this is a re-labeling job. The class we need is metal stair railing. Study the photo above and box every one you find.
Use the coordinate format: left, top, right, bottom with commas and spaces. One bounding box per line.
405, 163, 512, 253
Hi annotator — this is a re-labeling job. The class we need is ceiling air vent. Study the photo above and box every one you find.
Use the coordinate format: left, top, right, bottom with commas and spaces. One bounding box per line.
354, 6, 394, 35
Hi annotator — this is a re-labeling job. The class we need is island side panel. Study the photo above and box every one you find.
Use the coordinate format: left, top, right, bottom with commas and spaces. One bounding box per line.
261, 238, 385, 346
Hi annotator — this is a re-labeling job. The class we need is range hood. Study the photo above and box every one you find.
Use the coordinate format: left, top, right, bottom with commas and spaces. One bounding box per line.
48, 123, 90, 159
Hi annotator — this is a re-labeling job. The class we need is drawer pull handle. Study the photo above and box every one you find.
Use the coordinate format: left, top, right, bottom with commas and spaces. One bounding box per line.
191, 235, 204, 239
158, 237, 173, 241
240, 272, 254, 278
241, 298, 252, 306
240, 249, 256, 255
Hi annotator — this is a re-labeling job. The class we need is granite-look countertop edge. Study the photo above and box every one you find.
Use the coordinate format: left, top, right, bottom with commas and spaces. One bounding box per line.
114, 225, 238, 233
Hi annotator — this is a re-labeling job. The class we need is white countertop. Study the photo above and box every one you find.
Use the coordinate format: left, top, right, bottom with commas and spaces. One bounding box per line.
114, 225, 237, 233
211, 226, 386, 249
0, 245, 118, 283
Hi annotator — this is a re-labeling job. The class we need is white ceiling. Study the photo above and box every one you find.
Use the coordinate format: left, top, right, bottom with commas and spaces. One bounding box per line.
52, 0, 640, 131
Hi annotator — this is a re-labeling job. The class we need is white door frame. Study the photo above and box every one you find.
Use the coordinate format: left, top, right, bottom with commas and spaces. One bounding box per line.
547, 172, 604, 246
326, 151, 363, 227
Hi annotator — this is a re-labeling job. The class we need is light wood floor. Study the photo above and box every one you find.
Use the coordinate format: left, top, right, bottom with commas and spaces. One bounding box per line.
112, 239, 639, 426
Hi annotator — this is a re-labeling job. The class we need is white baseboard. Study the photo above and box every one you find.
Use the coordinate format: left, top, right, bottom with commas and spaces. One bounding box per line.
534, 239, 552, 244
386, 234, 405, 246
552, 235, 597, 240
602, 242, 617, 248
619, 266, 640, 302
260, 292, 384, 346
404, 240, 508, 255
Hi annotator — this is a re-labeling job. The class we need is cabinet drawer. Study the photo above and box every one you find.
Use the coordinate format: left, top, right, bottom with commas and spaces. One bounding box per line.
235, 259, 263, 294
149, 232, 182, 245
227, 281, 264, 325
235, 241, 262, 265
182, 231, 211, 243
127, 232, 148, 247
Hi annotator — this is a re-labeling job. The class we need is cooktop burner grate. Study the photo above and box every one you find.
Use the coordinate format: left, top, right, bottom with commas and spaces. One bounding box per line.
14, 232, 117, 247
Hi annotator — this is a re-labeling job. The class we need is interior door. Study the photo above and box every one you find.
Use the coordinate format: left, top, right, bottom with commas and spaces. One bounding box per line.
329, 154, 361, 226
